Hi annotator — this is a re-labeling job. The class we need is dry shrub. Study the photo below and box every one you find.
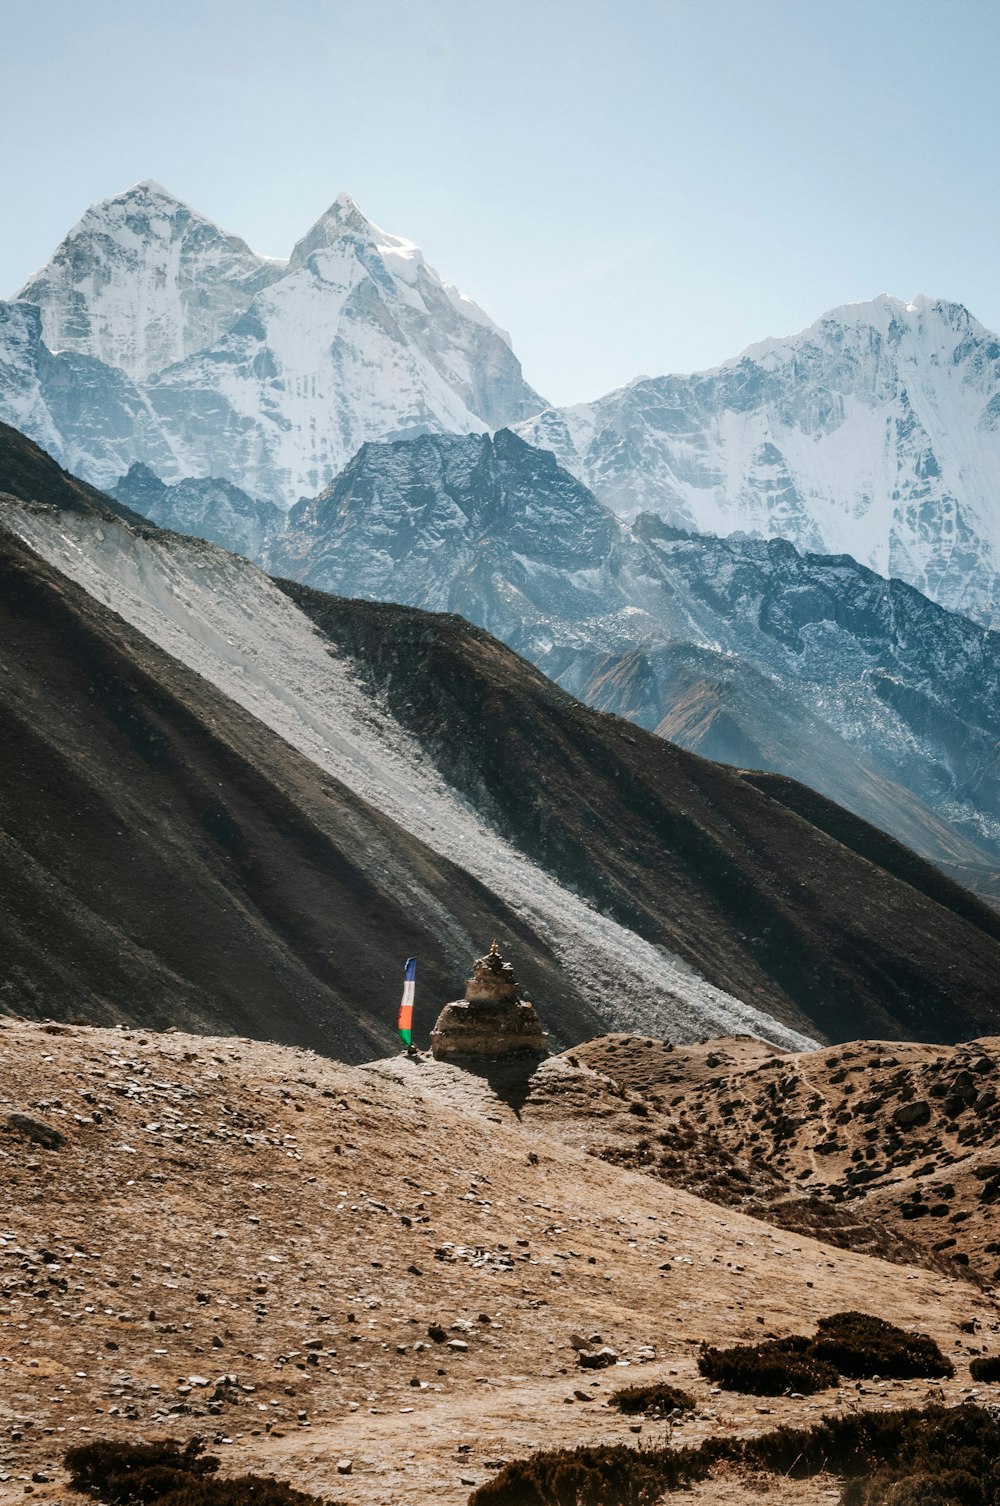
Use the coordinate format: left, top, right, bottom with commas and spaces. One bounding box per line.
608, 1380, 694, 1415
64, 1439, 218, 1503
468, 1439, 726, 1506
469, 1404, 1000, 1506
969, 1353, 1000, 1382
699, 1311, 952, 1396
698, 1335, 839, 1396
63, 1439, 326, 1506
810, 1311, 954, 1379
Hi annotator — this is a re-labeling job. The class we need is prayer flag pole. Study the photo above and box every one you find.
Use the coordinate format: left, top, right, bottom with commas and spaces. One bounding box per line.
398, 957, 416, 1049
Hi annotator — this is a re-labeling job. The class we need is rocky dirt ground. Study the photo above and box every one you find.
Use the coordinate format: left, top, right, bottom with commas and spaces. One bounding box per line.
2, 1021, 999, 1506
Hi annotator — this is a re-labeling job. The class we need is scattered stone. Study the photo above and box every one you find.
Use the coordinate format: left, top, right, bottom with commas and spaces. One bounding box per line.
578, 1346, 619, 1369
7, 1114, 65, 1149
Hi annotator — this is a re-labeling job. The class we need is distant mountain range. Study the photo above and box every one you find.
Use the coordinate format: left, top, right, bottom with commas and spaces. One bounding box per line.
517, 295, 1000, 626
4, 422, 1000, 1049
114, 427, 1000, 904
3, 181, 999, 908
5, 185, 1000, 625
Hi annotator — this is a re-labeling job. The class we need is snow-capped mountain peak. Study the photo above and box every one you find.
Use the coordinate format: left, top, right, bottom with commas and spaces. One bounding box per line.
290, 192, 507, 340
730, 293, 987, 371
289, 191, 392, 265
516, 293, 1000, 625
16, 180, 286, 383
5, 184, 546, 502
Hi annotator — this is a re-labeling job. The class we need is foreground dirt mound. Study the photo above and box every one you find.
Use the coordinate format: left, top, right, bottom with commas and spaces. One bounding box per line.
567, 1034, 1000, 1285
2, 1022, 998, 1506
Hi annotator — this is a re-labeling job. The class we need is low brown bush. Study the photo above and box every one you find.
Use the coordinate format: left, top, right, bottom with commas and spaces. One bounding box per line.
469, 1404, 1000, 1506
698, 1335, 839, 1395
810, 1311, 954, 1379
970, 1353, 1000, 1382
608, 1380, 694, 1415
63, 1439, 326, 1506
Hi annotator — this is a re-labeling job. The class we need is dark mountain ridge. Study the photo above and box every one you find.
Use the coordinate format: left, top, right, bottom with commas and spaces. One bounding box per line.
280, 580, 1000, 1046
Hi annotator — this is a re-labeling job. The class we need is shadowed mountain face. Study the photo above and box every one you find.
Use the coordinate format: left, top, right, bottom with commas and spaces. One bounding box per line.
0, 418, 144, 522
0, 522, 609, 1057
278, 582, 1000, 1046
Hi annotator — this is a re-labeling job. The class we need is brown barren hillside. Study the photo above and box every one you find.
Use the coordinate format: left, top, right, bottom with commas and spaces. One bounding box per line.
567, 1034, 1000, 1286
0, 523, 608, 1055
2, 1021, 999, 1506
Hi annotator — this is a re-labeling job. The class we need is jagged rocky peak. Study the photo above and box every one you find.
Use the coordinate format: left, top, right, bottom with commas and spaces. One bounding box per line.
111, 459, 282, 558
15, 179, 286, 383
289, 191, 392, 267
430, 941, 549, 1062
271, 427, 623, 621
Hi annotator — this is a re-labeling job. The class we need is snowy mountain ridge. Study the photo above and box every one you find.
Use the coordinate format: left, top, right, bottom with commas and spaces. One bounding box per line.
8, 180, 544, 501
7, 184, 1000, 622
516, 294, 1000, 625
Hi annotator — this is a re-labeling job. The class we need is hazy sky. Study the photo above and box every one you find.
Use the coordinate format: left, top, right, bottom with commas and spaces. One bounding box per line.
3, 0, 999, 404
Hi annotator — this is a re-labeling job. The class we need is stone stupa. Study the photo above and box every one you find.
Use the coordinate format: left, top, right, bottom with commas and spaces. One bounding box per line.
429, 940, 548, 1063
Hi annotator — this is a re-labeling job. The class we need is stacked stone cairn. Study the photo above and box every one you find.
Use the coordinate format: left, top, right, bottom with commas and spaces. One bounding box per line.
430, 940, 548, 1062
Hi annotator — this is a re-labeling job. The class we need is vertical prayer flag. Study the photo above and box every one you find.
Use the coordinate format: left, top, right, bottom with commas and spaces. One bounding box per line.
398, 957, 416, 1047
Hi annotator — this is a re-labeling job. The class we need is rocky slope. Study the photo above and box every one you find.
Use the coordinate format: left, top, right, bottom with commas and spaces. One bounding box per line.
568, 1033, 1000, 1288
6, 182, 544, 501
0, 429, 803, 1053
0, 518, 620, 1057
281, 584, 1000, 1046
269, 429, 1000, 894
517, 295, 1000, 625
5, 426, 1000, 1046
1, 1020, 997, 1506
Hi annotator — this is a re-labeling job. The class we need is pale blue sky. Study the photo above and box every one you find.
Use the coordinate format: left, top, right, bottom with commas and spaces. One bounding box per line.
3, 0, 999, 404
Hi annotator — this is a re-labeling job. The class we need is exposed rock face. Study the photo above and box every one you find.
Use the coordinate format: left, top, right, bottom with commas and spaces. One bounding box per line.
112, 461, 282, 558
430, 942, 549, 1062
